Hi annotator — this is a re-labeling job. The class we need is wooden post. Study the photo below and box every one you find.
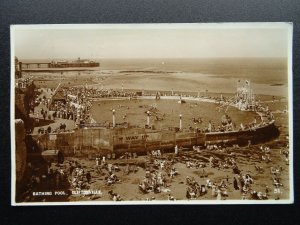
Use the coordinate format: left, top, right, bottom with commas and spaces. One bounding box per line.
179, 114, 182, 130
112, 109, 116, 128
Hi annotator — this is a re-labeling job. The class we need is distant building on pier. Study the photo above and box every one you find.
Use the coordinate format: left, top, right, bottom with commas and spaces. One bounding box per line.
49, 57, 100, 68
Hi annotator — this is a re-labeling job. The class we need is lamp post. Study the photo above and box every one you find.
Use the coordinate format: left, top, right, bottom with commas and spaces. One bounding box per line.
179, 114, 182, 130
112, 109, 116, 128
147, 111, 150, 126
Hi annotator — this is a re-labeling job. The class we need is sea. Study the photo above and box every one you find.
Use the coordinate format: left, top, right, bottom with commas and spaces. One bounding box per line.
21, 57, 289, 97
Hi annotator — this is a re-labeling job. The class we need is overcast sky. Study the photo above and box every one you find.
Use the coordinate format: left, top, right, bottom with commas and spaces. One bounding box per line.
12, 24, 291, 59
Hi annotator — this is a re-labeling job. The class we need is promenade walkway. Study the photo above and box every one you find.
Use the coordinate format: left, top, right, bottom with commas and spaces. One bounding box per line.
30, 86, 76, 135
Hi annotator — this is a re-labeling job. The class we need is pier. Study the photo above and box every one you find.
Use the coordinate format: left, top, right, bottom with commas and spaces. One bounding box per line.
21, 62, 51, 69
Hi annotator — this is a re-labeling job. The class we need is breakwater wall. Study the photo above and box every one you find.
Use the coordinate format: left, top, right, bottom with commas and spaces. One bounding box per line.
31, 121, 278, 157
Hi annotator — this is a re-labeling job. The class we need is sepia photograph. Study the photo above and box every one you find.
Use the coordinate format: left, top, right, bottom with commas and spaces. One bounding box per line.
11, 23, 293, 205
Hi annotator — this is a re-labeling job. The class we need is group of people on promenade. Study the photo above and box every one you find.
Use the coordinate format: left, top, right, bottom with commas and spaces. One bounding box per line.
61, 86, 138, 99
31, 86, 93, 134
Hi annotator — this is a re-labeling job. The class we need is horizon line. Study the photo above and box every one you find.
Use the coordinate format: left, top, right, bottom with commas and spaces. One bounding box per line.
18, 56, 288, 61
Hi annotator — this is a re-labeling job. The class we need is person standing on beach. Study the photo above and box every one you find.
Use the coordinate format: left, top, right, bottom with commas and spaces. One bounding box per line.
233, 177, 239, 190
174, 145, 178, 155
209, 157, 214, 168
216, 189, 222, 200
247, 140, 251, 148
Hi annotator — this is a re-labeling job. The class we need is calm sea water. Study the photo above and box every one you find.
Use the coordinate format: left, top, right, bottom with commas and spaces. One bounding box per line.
22, 58, 288, 97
